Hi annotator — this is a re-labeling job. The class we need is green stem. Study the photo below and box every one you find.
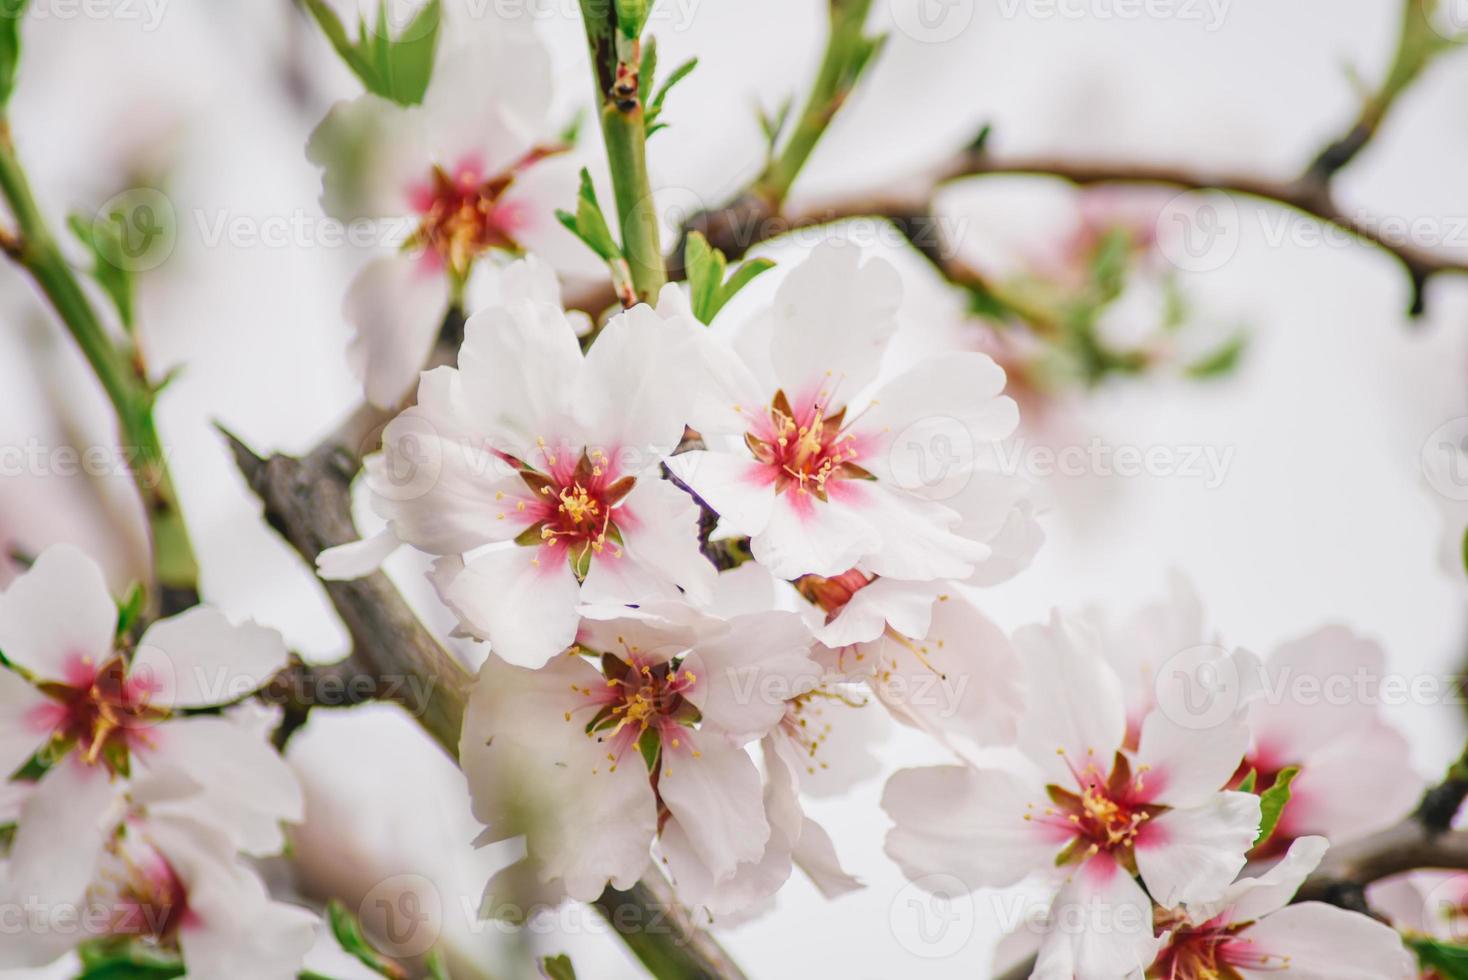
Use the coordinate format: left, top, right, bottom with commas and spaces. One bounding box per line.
578, 1, 665, 303
0, 121, 198, 609
756, 0, 878, 208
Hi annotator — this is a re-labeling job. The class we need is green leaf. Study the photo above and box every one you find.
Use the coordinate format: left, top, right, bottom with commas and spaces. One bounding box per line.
558, 169, 623, 263
614, 0, 650, 38
425, 949, 452, 980
115, 582, 146, 639
74, 938, 186, 980
646, 56, 697, 133
637, 727, 660, 771
1254, 766, 1299, 845
68, 211, 136, 331
0, 0, 28, 108
1409, 936, 1468, 979
1461, 523, 1468, 579
1185, 332, 1248, 379
378, 0, 440, 106
1235, 768, 1257, 794
327, 900, 409, 979
540, 954, 578, 980
301, 0, 380, 90
682, 232, 775, 326
300, 0, 439, 106
638, 34, 658, 107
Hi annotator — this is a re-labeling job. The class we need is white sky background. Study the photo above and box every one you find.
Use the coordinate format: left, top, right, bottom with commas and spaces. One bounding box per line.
3, 0, 1468, 976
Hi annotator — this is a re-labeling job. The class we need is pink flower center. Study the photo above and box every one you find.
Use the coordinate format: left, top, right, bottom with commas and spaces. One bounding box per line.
1150, 914, 1285, 979
95, 827, 192, 943
38, 654, 164, 773
795, 568, 874, 618
512, 446, 636, 580
409, 161, 520, 277
567, 644, 699, 773
1028, 751, 1164, 867
744, 390, 870, 502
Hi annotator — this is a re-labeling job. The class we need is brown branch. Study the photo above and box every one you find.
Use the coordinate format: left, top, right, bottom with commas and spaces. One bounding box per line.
223, 416, 747, 980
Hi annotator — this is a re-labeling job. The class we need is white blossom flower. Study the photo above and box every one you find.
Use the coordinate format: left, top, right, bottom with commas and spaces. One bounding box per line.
883, 612, 1263, 978
307, 28, 579, 407
0, 545, 300, 873
321, 261, 717, 667
0, 777, 315, 978
667, 242, 1021, 582
460, 599, 820, 909
1147, 836, 1413, 980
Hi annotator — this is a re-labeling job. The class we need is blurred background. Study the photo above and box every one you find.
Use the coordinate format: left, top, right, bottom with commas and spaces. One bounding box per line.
3, 0, 1468, 976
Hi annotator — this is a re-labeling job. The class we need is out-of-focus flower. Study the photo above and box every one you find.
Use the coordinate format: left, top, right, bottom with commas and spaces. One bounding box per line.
307, 28, 579, 407
1147, 836, 1413, 980
318, 259, 717, 667
0, 546, 300, 867
460, 595, 820, 914
669, 242, 1021, 582
884, 613, 1262, 978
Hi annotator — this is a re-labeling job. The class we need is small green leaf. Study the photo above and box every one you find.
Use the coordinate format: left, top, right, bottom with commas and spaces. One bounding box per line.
0, 0, 28, 108
614, 0, 650, 38
1185, 332, 1248, 379
327, 900, 409, 979
301, 0, 381, 90
682, 232, 775, 325
1254, 766, 1299, 845
1235, 768, 1257, 794
378, 0, 440, 106
68, 211, 136, 331
638, 34, 658, 107
115, 582, 146, 639
637, 728, 660, 771
74, 938, 186, 980
540, 954, 578, 980
558, 169, 624, 264
426, 949, 452, 980
646, 56, 697, 133
1408, 936, 1468, 979
1461, 523, 1468, 579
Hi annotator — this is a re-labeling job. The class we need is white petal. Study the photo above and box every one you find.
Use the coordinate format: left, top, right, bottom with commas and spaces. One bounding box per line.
614, 476, 717, 605
150, 815, 317, 980
665, 449, 777, 537
422, 33, 548, 175
458, 294, 583, 459
769, 681, 888, 797
945, 470, 1046, 587
5, 758, 120, 910
1133, 704, 1250, 808
0, 666, 47, 778
682, 611, 818, 739
435, 546, 581, 668
657, 732, 769, 883
132, 713, 303, 856
857, 484, 989, 582
1014, 613, 1128, 785
768, 243, 901, 411
460, 653, 657, 901
857, 353, 1019, 488
344, 253, 451, 409
1249, 626, 1385, 762
750, 489, 881, 581
306, 94, 425, 221
131, 608, 288, 710
883, 765, 1057, 889
793, 816, 863, 898
658, 811, 791, 921
869, 594, 1026, 750
1236, 903, 1414, 980
578, 300, 703, 463
1045, 856, 1160, 980
1206, 835, 1328, 924
1279, 719, 1423, 842
315, 529, 401, 581
816, 576, 939, 648
496, 156, 604, 277
366, 367, 535, 556
0, 544, 116, 681
1135, 791, 1260, 908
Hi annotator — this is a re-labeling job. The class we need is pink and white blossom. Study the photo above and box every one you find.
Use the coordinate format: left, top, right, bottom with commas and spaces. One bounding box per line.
307, 28, 580, 407
460, 597, 821, 912
883, 612, 1262, 978
320, 261, 718, 667
1148, 836, 1413, 980
667, 242, 1022, 583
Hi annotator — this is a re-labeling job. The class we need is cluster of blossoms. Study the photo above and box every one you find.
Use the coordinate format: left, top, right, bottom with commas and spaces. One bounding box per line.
0, 547, 315, 978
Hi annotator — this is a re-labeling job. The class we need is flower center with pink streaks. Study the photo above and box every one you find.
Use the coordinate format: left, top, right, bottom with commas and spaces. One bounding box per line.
743, 390, 872, 502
